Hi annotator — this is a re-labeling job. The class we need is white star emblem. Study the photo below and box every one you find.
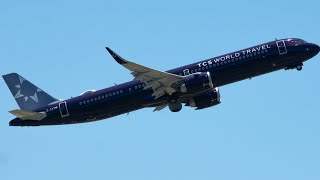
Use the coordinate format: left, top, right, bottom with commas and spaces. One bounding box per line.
14, 76, 41, 103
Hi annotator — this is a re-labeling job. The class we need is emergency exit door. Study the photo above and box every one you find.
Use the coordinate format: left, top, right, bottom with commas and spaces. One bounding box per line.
59, 101, 70, 118
276, 40, 287, 55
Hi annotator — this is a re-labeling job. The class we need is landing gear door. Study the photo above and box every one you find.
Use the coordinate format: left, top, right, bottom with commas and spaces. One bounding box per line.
59, 101, 70, 118
276, 40, 287, 55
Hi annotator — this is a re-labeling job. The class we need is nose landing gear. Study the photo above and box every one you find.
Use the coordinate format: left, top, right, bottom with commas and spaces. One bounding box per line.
296, 64, 303, 71
285, 62, 303, 71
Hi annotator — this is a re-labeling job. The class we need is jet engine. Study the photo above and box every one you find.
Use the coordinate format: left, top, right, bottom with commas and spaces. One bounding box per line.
186, 87, 221, 110
180, 72, 213, 93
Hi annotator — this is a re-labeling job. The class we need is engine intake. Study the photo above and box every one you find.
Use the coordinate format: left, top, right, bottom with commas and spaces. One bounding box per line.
188, 87, 221, 110
180, 72, 213, 93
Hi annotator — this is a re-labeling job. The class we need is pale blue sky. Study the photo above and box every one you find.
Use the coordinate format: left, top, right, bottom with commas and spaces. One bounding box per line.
1, 0, 320, 180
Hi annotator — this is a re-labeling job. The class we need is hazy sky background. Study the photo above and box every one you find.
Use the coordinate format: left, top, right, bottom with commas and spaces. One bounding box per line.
1, 0, 320, 180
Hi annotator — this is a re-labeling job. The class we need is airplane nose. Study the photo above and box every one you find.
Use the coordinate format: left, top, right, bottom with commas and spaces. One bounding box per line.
309, 43, 320, 55
315, 44, 320, 53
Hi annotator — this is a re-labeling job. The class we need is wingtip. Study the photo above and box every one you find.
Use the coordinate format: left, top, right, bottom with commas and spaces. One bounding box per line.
105, 47, 112, 53
105, 47, 127, 64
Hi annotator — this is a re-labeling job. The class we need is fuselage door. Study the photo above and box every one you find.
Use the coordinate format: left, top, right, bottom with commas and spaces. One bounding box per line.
59, 101, 70, 118
276, 40, 287, 55
183, 69, 190, 76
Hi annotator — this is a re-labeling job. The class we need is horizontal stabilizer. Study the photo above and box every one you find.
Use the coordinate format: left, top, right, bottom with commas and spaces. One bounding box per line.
9, 109, 46, 120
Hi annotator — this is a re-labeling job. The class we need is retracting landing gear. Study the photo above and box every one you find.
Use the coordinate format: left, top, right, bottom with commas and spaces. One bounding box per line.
285, 62, 303, 71
169, 102, 182, 112
167, 93, 182, 112
296, 64, 303, 71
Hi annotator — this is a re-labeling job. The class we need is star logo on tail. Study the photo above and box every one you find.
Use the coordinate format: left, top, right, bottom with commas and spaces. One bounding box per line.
14, 76, 42, 103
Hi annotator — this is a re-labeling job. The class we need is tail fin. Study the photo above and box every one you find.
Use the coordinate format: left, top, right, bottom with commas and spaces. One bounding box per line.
2, 73, 58, 111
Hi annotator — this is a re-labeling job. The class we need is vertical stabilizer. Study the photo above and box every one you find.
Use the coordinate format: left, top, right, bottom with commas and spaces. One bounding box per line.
3, 73, 58, 111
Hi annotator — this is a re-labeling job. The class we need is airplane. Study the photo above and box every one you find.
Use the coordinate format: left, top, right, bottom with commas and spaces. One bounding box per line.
3, 38, 319, 126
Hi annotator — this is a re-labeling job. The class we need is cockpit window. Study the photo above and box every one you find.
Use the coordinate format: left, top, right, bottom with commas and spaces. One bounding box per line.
292, 39, 307, 46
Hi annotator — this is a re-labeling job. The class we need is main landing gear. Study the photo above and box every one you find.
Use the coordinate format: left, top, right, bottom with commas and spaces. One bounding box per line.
168, 102, 182, 112
167, 94, 182, 112
296, 64, 303, 71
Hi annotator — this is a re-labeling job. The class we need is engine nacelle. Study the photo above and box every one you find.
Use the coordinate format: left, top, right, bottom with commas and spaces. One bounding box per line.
180, 72, 213, 93
188, 87, 221, 110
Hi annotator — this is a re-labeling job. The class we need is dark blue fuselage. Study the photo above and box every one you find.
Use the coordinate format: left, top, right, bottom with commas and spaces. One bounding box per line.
9, 38, 320, 126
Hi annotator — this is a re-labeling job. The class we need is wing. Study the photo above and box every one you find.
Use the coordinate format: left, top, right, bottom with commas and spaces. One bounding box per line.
106, 47, 184, 99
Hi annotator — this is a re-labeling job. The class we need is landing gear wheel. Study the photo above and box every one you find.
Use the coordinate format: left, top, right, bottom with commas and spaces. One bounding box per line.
168, 98, 177, 104
167, 93, 178, 104
296, 64, 303, 71
169, 103, 182, 112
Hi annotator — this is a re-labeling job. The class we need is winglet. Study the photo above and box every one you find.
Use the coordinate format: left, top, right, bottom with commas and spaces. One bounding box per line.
105, 47, 128, 64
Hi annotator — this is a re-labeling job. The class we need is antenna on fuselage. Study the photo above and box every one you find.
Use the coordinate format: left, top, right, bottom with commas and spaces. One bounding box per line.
275, 38, 278, 41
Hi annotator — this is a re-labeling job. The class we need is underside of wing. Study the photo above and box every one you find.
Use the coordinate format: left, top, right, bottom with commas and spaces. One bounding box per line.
106, 47, 184, 98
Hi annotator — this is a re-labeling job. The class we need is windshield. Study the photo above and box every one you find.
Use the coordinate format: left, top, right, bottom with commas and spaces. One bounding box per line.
292, 39, 307, 46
